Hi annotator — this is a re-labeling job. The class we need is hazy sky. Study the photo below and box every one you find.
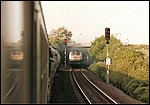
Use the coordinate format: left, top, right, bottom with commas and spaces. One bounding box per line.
41, 1, 149, 45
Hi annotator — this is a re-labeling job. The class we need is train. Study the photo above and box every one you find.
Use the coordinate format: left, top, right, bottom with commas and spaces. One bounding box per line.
49, 46, 61, 90
10, 49, 24, 62
68, 49, 90, 68
1, 1, 60, 103
9, 49, 24, 68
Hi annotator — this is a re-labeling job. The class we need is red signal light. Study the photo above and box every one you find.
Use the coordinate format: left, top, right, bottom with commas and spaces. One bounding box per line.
64, 39, 67, 43
64, 39, 67, 45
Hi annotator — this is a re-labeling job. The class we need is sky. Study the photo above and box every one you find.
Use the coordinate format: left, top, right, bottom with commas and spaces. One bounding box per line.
41, 1, 149, 45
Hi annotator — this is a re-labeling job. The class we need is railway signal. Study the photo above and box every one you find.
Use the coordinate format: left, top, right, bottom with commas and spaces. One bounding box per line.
64, 38, 67, 68
64, 38, 68, 45
105, 28, 110, 41
105, 27, 110, 83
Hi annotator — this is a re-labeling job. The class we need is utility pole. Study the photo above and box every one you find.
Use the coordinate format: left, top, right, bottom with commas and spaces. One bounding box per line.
105, 28, 110, 83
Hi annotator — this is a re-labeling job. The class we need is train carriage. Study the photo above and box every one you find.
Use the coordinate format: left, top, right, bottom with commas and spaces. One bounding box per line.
1, 1, 60, 103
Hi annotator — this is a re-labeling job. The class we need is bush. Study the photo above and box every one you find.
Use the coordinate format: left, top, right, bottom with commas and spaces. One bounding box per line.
134, 86, 149, 103
139, 88, 149, 103
121, 76, 131, 92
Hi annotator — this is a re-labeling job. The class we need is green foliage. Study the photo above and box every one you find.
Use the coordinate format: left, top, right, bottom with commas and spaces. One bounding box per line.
138, 87, 149, 103
133, 86, 149, 103
127, 80, 139, 96
109, 71, 123, 86
89, 62, 106, 81
88, 34, 149, 103
89, 36, 106, 62
89, 34, 149, 81
48, 26, 73, 63
48, 26, 73, 46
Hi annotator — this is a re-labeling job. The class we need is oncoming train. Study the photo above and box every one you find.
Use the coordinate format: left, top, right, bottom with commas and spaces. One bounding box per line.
9, 49, 24, 68
68, 49, 90, 68
1, 1, 60, 103
10, 49, 24, 62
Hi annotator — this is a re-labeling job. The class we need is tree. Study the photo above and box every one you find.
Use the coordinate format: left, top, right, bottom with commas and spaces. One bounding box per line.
89, 35, 122, 63
88, 35, 149, 103
48, 26, 73, 64
48, 26, 73, 46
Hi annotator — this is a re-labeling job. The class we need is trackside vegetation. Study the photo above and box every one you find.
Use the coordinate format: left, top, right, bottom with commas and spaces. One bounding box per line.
88, 35, 149, 103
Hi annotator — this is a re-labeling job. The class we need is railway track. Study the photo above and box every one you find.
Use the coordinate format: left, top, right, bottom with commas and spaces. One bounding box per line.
71, 68, 117, 104
2, 69, 23, 103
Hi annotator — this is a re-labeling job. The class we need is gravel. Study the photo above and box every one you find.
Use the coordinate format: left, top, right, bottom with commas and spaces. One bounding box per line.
49, 67, 143, 104
83, 70, 143, 104
49, 68, 79, 103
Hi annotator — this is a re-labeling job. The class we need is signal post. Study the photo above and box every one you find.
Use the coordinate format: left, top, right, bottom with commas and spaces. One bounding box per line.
64, 38, 67, 69
105, 28, 110, 83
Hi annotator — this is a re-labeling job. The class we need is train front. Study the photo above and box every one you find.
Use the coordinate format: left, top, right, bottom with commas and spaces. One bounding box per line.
69, 50, 83, 68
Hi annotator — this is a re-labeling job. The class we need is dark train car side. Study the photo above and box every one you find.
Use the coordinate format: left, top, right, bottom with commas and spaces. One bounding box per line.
1, 1, 60, 103
48, 45, 61, 96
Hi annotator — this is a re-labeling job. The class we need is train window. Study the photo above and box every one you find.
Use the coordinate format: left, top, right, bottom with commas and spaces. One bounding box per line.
76, 52, 80, 55
71, 52, 75, 55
